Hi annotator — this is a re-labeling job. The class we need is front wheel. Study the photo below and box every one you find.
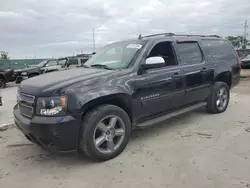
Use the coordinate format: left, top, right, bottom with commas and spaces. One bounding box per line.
207, 82, 230, 113
0, 79, 6, 89
79, 105, 131, 161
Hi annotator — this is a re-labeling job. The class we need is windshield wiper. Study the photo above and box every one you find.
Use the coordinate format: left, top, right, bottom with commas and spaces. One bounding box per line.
90, 64, 113, 70
79, 64, 90, 68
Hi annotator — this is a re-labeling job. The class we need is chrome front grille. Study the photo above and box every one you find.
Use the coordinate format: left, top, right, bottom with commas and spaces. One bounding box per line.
17, 92, 35, 118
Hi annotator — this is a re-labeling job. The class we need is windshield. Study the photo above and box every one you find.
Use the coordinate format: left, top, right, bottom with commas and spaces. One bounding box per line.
36, 60, 48, 67
85, 41, 145, 69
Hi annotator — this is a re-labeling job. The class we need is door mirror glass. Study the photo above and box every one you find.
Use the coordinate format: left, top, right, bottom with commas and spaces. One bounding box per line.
142, 56, 165, 70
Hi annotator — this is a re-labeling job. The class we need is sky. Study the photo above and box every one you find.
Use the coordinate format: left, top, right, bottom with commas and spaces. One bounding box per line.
0, 0, 249, 59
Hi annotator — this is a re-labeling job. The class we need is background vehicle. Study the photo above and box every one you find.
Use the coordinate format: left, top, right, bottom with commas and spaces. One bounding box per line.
14, 33, 240, 161
15, 59, 59, 83
16, 55, 92, 83
0, 69, 15, 88
241, 55, 250, 68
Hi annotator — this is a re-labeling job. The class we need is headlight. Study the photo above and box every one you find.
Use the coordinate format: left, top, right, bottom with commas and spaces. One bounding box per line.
36, 96, 67, 116
21, 72, 28, 76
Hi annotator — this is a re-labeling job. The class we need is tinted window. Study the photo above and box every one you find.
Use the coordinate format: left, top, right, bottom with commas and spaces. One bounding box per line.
68, 58, 79, 65
148, 42, 178, 66
201, 40, 234, 59
58, 59, 67, 65
176, 42, 202, 65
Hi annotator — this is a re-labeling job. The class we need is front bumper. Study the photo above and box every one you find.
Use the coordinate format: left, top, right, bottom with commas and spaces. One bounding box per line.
0, 96, 2, 106
14, 104, 82, 155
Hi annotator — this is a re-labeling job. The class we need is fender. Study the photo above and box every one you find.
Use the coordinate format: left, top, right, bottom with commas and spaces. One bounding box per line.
212, 61, 231, 83
0, 72, 6, 81
69, 85, 133, 112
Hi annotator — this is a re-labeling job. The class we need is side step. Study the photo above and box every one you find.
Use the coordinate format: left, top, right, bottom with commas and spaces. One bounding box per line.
136, 102, 207, 128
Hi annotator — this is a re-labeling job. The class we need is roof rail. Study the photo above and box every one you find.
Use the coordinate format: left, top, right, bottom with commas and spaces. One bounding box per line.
174, 34, 221, 38
138, 33, 221, 39
139, 33, 175, 39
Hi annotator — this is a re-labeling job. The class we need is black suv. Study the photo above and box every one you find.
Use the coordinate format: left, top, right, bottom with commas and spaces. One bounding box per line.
14, 33, 241, 161
0, 69, 15, 88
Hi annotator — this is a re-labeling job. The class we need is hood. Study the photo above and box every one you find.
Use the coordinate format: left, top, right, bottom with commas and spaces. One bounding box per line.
28, 64, 37, 67
20, 67, 38, 72
19, 68, 119, 96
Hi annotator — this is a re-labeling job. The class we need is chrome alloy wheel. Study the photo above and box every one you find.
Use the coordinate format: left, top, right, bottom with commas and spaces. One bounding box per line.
216, 87, 228, 111
93, 115, 125, 154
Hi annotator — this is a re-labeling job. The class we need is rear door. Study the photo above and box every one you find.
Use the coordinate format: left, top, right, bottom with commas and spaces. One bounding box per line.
174, 40, 213, 104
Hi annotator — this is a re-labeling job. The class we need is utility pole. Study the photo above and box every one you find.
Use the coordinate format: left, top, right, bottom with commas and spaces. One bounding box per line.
92, 25, 102, 53
92, 28, 95, 53
243, 20, 248, 49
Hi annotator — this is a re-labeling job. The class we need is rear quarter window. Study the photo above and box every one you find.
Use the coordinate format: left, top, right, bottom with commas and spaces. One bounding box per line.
200, 40, 237, 60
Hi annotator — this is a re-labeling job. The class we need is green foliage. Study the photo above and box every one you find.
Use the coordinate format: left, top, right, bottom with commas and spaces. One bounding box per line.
226, 36, 249, 50
0, 51, 9, 60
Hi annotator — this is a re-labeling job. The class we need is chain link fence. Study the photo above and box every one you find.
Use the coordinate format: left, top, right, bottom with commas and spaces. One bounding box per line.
0, 59, 45, 71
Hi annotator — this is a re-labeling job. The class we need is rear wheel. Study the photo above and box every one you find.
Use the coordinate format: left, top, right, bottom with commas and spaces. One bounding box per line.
79, 105, 131, 161
207, 82, 230, 113
0, 79, 6, 89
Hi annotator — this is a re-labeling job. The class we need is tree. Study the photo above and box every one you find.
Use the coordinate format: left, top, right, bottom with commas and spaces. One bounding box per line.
0, 51, 10, 60
226, 36, 249, 50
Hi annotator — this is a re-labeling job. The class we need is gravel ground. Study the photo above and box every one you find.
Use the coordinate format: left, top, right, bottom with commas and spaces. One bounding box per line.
0, 83, 17, 125
1, 71, 250, 188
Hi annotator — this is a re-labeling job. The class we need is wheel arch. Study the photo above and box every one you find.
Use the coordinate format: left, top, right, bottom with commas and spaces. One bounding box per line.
214, 71, 232, 88
80, 93, 134, 125
0, 73, 6, 81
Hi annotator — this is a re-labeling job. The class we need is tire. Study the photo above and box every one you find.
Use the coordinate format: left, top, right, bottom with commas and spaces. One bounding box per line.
207, 82, 230, 113
79, 105, 131, 161
0, 79, 6, 89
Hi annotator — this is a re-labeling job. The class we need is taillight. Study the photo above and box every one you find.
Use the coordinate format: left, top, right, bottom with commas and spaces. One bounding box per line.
238, 57, 242, 72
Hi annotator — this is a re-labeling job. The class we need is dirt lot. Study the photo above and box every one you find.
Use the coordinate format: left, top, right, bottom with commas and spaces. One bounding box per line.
1, 71, 250, 188
0, 83, 17, 125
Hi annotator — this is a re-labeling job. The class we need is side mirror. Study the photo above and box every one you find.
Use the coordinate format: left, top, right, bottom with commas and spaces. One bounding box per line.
142, 56, 165, 70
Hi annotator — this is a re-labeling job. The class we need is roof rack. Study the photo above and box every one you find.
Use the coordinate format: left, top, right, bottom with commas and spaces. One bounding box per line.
174, 34, 221, 38
138, 33, 221, 39
138, 33, 175, 39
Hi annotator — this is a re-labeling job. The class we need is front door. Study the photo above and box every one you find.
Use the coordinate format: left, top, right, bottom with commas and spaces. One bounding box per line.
174, 41, 213, 104
133, 41, 185, 121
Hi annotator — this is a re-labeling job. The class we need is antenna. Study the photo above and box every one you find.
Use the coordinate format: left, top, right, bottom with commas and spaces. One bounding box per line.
138, 34, 142, 39
243, 20, 248, 49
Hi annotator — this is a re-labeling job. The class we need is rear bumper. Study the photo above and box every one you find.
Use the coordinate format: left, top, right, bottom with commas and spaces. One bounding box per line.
14, 104, 82, 155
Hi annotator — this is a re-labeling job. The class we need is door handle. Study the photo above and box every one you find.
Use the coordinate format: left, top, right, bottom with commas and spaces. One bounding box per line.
201, 68, 207, 72
172, 72, 181, 78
